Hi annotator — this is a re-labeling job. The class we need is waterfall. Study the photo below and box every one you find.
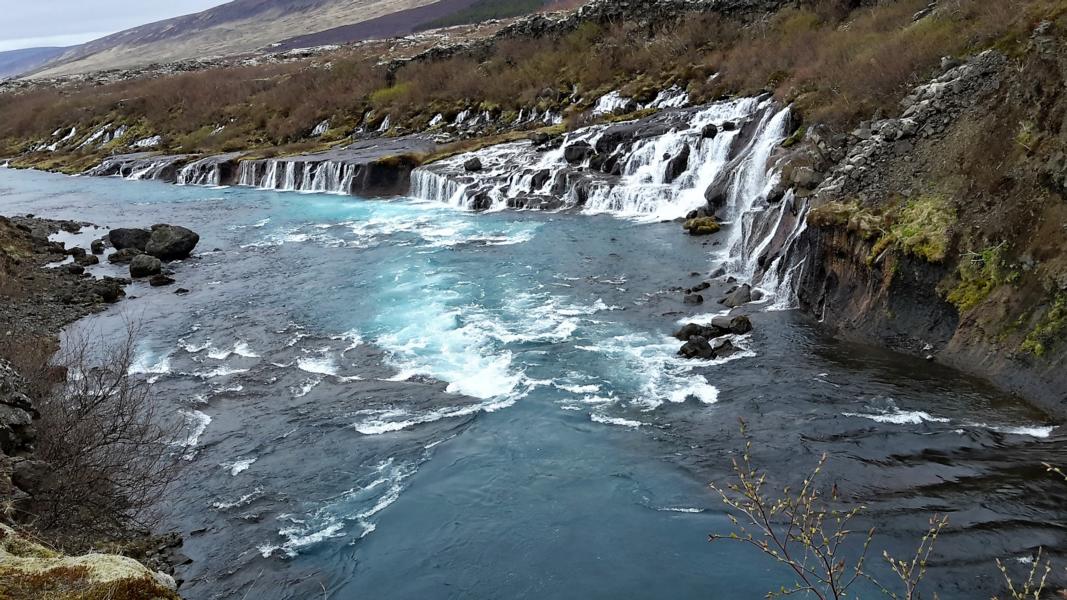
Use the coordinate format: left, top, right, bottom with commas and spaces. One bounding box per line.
407, 94, 811, 307
408, 97, 784, 221
177, 157, 221, 186
233, 158, 364, 195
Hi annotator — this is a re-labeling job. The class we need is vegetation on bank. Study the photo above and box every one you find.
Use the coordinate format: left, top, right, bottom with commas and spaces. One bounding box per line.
0, 0, 1062, 162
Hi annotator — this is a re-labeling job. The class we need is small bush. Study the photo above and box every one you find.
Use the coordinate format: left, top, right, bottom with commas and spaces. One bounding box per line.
1020, 294, 1067, 357
946, 243, 1014, 312
888, 196, 956, 263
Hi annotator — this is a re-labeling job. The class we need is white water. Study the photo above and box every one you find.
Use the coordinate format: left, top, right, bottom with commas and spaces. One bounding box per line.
409, 97, 788, 223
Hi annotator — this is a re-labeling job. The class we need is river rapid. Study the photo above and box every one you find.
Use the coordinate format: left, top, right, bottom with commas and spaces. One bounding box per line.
0, 151, 1064, 597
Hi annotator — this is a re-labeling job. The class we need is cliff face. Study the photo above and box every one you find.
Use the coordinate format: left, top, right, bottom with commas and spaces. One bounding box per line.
787, 23, 1067, 415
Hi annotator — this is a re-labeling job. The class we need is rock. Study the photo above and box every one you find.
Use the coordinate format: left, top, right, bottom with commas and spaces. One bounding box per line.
721, 121, 738, 131
108, 248, 143, 264
530, 169, 551, 189
469, 191, 493, 211
130, 255, 162, 278
674, 323, 727, 341
701, 124, 719, 139
710, 314, 753, 334
711, 338, 740, 358
108, 228, 151, 251
664, 144, 691, 183
145, 225, 199, 260
11, 459, 52, 495
463, 157, 483, 172
692, 281, 711, 292
683, 217, 720, 236
563, 141, 594, 164
750, 289, 764, 302
720, 284, 752, 308
683, 293, 704, 305
69, 246, 87, 259
174, 288, 190, 295
75, 254, 99, 267
678, 336, 715, 359
91, 278, 126, 303
91, 239, 105, 254
791, 166, 822, 189
149, 275, 176, 287
64, 263, 85, 275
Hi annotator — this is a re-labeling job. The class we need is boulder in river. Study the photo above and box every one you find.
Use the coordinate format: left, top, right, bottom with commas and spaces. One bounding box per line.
683, 293, 704, 305
710, 314, 753, 335
108, 228, 150, 251
64, 263, 85, 276
674, 323, 726, 341
108, 248, 143, 264
720, 284, 753, 308
664, 144, 691, 183
701, 124, 719, 139
678, 336, 715, 359
683, 217, 720, 236
463, 157, 483, 172
563, 141, 594, 164
90, 239, 105, 254
91, 278, 126, 303
711, 338, 741, 359
130, 254, 163, 278
145, 225, 199, 261
150, 274, 176, 287
74, 254, 99, 267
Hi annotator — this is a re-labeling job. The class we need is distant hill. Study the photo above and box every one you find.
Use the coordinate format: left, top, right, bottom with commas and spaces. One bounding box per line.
0, 47, 66, 80
30, 0, 442, 78
26, 0, 555, 79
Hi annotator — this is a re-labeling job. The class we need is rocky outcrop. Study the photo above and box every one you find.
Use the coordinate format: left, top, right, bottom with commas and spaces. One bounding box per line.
145, 225, 199, 261
0, 523, 180, 600
130, 254, 163, 278
0, 360, 35, 457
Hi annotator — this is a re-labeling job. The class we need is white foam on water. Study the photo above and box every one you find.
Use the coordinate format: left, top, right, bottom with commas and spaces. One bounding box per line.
128, 349, 173, 384
354, 397, 515, 435
177, 410, 212, 460
212, 488, 263, 510
258, 458, 419, 557
844, 408, 950, 425
331, 329, 363, 354
180, 339, 211, 354
590, 414, 644, 428
968, 423, 1057, 438
297, 352, 339, 376
292, 377, 321, 398
195, 366, 249, 379
222, 457, 257, 476
233, 340, 260, 358
556, 383, 601, 394
657, 507, 705, 513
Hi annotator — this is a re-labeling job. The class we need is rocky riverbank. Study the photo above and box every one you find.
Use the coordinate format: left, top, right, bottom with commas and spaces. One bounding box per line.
0, 213, 197, 596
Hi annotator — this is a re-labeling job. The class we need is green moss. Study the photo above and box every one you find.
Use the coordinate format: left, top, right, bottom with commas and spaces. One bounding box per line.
780, 125, 807, 148
888, 195, 955, 262
1015, 120, 1038, 152
1020, 294, 1067, 357
946, 243, 1013, 312
683, 217, 721, 236
369, 83, 411, 108
807, 200, 884, 239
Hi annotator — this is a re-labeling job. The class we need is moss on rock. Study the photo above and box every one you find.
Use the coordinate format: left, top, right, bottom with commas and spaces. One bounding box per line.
0, 524, 179, 600
683, 217, 720, 236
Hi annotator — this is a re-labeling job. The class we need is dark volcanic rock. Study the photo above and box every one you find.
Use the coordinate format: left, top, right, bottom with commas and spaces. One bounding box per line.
150, 274, 176, 287
683, 293, 704, 305
74, 254, 99, 267
674, 323, 726, 341
463, 157, 483, 172
129, 254, 163, 278
563, 141, 594, 164
664, 144, 691, 183
90, 239, 105, 254
720, 284, 752, 308
64, 263, 85, 276
108, 248, 143, 264
92, 278, 126, 303
678, 336, 715, 359
145, 225, 199, 261
0, 360, 36, 456
108, 228, 150, 251
710, 314, 753, 334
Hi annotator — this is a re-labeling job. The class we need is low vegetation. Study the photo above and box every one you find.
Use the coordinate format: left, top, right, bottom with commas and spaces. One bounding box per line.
0, 0, 1062, 162
945, 243, 1016, 312
1020, 294, 1067, 357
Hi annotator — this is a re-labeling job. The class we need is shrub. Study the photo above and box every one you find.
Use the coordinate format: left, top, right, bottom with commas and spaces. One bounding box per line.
19, 323, 182, 543
1020, 294, 1067, 357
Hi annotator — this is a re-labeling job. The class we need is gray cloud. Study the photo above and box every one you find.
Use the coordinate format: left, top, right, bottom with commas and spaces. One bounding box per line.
0, 1, 231, 51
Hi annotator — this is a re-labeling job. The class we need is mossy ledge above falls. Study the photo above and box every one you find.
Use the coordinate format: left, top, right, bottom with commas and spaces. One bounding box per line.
780, 29, 1067, 416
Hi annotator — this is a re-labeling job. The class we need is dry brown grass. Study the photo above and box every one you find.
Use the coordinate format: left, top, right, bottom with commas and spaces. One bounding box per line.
0, 0, 1059, 155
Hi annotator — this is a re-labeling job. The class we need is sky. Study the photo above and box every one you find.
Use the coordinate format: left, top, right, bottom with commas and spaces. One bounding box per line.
0, 0, 232, 52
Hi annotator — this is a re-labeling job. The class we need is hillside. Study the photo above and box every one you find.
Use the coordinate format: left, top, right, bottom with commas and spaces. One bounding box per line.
30, 0, 443, 77
0, 47, 65, 80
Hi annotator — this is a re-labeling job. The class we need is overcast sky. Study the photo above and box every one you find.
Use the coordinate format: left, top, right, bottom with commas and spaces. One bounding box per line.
0, 1, 232, 52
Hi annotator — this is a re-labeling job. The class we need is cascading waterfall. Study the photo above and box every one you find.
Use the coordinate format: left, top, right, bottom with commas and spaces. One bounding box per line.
235, 159, 360, 195
409, 94, 811, 307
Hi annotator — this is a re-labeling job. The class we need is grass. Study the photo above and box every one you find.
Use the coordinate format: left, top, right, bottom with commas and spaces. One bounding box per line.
1020, 294, 1067, 357
888, 196, 956, 263
2, 0, 1060, 163
945, 243, 1016, 312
